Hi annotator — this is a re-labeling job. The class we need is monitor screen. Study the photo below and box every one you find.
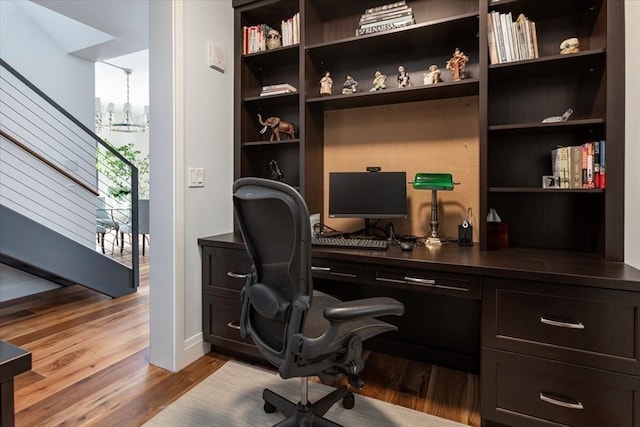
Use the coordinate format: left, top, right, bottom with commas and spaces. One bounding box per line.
328, 171, 408, 219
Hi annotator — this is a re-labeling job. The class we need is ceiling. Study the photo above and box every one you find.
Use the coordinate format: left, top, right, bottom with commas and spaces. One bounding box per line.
20, 0, 149, 63
12, 1, 150, 116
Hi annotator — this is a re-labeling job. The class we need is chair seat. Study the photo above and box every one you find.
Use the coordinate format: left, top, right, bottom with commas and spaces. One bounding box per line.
119, 223, 133, 234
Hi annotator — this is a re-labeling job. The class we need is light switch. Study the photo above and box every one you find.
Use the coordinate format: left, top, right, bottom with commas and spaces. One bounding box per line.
188, 167, 205, 188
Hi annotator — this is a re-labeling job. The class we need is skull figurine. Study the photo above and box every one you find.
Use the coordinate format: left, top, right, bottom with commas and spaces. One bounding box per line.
266, 29, 282, 50
560, 38, 580, 55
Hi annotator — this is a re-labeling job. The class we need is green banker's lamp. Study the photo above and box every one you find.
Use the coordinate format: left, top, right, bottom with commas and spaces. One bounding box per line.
411, 173, 458, 244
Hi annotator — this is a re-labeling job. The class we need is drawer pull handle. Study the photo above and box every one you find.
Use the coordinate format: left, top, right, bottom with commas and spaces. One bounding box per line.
227, 321, 241, 330
311, 266, 331, 272
539, 392, 584, 410
227, 272, 248, 279
404, 276, 436, 286
540, 317, 585, 329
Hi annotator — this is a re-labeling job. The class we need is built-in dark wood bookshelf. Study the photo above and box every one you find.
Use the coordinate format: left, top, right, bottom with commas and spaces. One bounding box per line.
233, 0, 625, 262
481, 0, 624, 260
226, 5, 634, 426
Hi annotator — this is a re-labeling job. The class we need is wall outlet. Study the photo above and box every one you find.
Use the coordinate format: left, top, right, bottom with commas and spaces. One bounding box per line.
188, 167, 205, 188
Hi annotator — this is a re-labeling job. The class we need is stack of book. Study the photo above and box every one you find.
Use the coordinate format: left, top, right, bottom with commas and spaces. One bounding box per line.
356, 1, 415, 37
487, 11, 539, 64
260, 83, 297, 97
242, 12, 300, 55
550, 141, 606, 190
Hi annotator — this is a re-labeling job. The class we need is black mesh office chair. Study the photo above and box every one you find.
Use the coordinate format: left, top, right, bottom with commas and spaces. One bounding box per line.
233, 177, 404, 427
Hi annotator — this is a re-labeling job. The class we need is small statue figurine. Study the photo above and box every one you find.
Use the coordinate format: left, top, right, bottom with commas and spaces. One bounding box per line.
370, 70, 387, 91
446, 48, 469, 81
258, 114, 296, 141
320, 71, 333, 96
266, 29, 282, 50
342, 74, 358, 94
423, 64, 442, 85
397, 65, 410, 87
560, 38, 580, 55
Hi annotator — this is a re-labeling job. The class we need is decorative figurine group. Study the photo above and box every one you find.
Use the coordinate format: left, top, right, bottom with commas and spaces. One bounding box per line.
261, 48, 470, 142
318, 48, 469, 96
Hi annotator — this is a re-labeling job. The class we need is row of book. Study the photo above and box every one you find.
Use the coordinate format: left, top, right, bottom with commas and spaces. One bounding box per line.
260, 83, 297, 97
242, 12, 299, 55
487, 11, 539, 65
356, 1, 415, 37
551, 141, 606, 190
281, 12, 300, 47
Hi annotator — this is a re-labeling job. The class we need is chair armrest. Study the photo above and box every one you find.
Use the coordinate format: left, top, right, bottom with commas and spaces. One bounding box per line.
323, 297, 404, 323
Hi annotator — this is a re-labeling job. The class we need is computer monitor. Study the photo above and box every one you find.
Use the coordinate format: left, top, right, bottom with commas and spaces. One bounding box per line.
328, 171, 407, 236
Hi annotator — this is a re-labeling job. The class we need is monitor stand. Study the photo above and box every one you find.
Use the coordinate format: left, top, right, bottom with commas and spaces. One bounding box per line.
352, 218, 387, 239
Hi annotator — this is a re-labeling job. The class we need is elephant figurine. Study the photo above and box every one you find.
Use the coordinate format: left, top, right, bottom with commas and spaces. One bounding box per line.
257, 114, 296, 141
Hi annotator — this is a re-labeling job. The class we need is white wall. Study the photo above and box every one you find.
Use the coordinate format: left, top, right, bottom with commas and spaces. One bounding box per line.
148, 0, 234, 371
182, 1, 234, 350
625, 0, 640, 270
0, 1, 94, 127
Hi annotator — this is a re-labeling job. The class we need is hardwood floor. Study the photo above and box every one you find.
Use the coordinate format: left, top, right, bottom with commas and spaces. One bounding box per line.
0, 255, 480, 426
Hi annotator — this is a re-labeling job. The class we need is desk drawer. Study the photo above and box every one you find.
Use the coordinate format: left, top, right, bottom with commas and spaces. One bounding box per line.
202, 294, 254, 347
202, 246, 252, 297
311, 258, 364, 283
373, 267, 481, 299
482, 349, 640, 427
483, 277, 640, 374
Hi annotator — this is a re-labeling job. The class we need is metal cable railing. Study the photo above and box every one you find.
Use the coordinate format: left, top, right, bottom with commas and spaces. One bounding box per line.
0, 58, 139, 285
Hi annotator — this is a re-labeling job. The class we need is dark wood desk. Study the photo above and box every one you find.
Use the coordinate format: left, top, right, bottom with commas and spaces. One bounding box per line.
0, 341, 31, 427
199, 233, 640, 427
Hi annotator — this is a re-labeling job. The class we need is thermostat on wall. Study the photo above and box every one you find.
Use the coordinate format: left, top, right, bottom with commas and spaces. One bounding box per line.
208, 41, 226, 73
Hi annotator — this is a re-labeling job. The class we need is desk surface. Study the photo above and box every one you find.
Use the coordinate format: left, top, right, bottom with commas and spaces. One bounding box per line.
0, 340, 31, 382
199, 232, 640, 292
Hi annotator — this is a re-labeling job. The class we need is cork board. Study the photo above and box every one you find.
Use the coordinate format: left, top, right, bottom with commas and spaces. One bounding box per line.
322, 96, 479, 242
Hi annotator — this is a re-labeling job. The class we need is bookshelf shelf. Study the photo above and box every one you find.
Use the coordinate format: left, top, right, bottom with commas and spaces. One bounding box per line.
305, 13, 479, 58
243, 92, 299, 108
242, 43, 299, 63
488, 49, 606, 80
306, 79, 479, 111
488, 118, 605, 133
489, 187, 604, 193
242, 139, 300, 148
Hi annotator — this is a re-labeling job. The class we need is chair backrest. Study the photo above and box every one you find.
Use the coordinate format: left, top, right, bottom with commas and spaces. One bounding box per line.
96, 196, 110, 221
233, 177, 312, 369
138, 199, 150, 234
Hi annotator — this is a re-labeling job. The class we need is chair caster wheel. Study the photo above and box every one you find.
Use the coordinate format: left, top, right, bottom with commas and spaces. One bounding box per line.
263, 401, 277, 413
342, 392, 355, 410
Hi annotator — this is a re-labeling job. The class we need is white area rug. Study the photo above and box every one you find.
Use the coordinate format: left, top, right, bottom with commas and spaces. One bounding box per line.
144, 360, 468, 427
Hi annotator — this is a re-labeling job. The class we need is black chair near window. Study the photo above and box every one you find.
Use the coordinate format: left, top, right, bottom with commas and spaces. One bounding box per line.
233, 177, 404, 427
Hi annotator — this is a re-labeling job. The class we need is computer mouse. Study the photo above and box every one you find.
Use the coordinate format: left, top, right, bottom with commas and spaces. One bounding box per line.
400, 242, 413, 251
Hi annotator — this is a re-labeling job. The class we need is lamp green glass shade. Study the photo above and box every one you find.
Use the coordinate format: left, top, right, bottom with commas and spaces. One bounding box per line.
412, 173, 455, 191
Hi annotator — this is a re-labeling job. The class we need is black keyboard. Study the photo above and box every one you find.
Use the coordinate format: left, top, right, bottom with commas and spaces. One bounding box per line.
312, 237, 389, 250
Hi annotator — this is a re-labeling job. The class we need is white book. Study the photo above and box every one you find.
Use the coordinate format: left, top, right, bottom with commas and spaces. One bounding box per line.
500, 13, 512, 62
487, 13, 499, 65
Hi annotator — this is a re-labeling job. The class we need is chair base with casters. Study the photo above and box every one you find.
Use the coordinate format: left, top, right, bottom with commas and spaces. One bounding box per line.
262, 378, 354, 427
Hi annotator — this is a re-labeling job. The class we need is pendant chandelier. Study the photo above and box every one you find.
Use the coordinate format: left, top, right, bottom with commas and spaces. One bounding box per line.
95, 63, 149, 133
